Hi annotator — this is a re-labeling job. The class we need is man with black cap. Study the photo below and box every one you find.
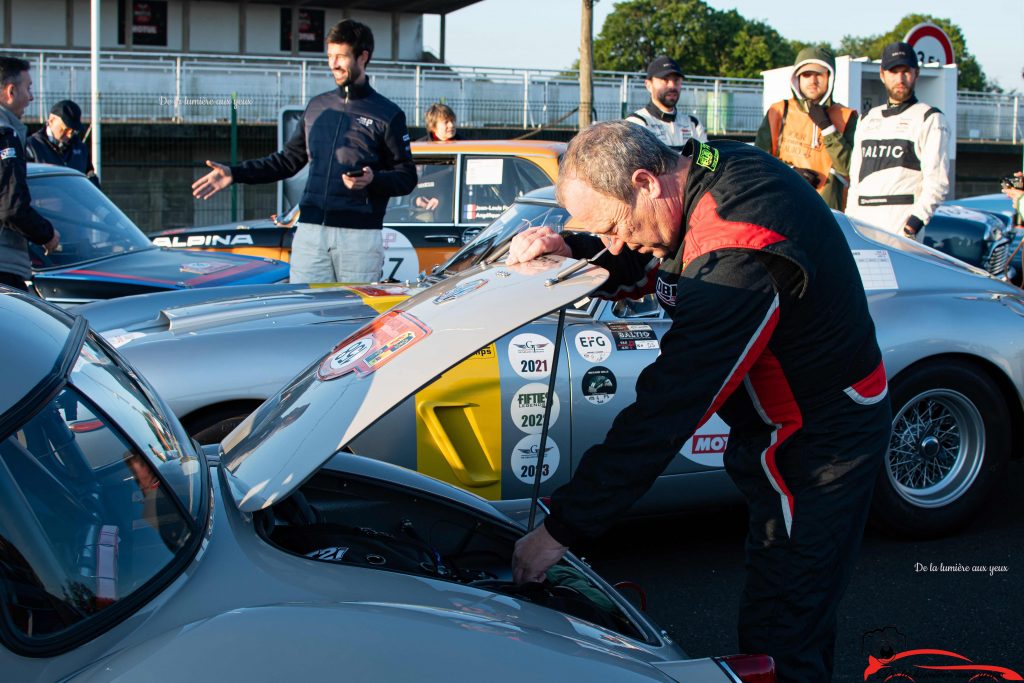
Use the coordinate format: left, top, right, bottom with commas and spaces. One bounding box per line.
847, 41, 950, 239
755, 47, 857, 210
626, 56, 706, 149
0, 56, 59, 292
25, 99, 99, 188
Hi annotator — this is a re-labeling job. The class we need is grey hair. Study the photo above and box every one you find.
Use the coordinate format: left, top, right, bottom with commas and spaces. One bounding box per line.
556, 121, 680, 204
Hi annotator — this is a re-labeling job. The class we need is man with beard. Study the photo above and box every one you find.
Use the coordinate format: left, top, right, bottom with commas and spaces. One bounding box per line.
847, 42, 950, 239
755, 47, 856, 210
192, 19, 416, 283
626, 56, 706, 149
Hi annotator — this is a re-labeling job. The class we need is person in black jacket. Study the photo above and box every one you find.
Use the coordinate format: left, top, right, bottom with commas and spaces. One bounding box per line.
25, 100, 100, 188
509, 122, 891, 683
0, 57, 59, 291
192, 19, 416, 284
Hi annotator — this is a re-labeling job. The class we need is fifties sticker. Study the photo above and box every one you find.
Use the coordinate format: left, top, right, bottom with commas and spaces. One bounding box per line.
511, 383, 561, 434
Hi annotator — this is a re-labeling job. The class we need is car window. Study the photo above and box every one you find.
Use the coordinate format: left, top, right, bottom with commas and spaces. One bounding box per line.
384, 158, 456, 225
0, 382, 192, 641
460, 156, 552, 224
609, 294, 664, 319
28, 175, 153, 270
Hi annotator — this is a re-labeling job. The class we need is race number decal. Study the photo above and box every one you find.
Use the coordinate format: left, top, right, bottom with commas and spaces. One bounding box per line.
318, 310, 431, 380
508, 333, 555, 380
511, 383, 561, 434
510, 434, 560, 484
574, 330, 612, 363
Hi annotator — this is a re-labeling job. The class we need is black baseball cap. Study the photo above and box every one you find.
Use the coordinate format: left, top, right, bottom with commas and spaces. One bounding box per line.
646, 56, 683, 79
881, 42, 919, 71
50, 100, 86, 133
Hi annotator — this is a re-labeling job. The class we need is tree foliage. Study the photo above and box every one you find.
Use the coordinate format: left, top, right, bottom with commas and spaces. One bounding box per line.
593, 0, 794, 78
593, 3, 993, 91
838, 14, 994, 91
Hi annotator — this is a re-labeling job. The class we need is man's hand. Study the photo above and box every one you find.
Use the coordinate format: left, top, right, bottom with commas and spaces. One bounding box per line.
506, 226, 572, 265
512, 523, 568, 585
807, 103, 832, 131
342, 166, 374, 190
43, 228, 60, 255
1002, 171, 1023, 206
192, 161, 232, 200
415, 196, 440, 211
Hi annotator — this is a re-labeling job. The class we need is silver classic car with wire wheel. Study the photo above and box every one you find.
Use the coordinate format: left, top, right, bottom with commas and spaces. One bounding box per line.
0, 281, 776, 681
80, 187, 1024, 539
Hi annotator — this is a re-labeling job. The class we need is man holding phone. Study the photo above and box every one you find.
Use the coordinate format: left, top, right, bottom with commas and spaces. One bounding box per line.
192, 20, 416, 283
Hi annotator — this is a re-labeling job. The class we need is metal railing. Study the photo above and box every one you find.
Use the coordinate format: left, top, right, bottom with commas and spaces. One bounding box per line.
10, 47, 1018, 142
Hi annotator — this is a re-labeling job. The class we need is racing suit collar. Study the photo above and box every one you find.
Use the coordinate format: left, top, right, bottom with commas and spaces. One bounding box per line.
882, 95, 918, 117
0, 104, 26, 144
645, 101, 676, 123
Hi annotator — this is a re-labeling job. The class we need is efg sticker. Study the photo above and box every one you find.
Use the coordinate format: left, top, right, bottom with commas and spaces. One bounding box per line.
574, 330, 612, 363
433, 278, 487, 304
510, 434, 560, 484
508, 332, 555, 379
511, 383, 561, 434
607, 322, 660, 351
318, 310, 432, 380
581, 366, 617, 405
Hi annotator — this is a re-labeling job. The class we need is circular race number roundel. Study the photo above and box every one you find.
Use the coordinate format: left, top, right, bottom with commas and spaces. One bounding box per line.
323, 336, 373, 376
510, 434, 560, 484
507, 333, 555, 380
511, 383, 561, 434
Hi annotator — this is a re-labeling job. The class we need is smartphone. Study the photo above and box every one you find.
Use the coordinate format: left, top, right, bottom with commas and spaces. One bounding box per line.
345, 169, 365, 178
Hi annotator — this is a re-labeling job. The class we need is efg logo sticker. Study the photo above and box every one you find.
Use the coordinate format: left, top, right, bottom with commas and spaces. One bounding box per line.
694, 142, 719, 172
511, 383, 561, 434
575, 330, 612, 363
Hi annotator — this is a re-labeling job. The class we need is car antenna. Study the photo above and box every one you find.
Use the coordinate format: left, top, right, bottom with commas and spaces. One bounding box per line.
527, 304, 568, 531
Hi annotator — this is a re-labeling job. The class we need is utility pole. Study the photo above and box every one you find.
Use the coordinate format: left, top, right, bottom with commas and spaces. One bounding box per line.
579, 0, 594, 129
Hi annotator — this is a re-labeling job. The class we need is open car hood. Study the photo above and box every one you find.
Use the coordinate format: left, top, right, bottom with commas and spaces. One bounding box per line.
221, 255, 608, 512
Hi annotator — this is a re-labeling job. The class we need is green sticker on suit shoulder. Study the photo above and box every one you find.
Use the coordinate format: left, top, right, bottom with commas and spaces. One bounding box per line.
695, 142, 718, 172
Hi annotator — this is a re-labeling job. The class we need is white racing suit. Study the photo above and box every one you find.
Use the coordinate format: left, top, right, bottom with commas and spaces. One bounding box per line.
847, 97, 950, 236
626, 103, 707, 150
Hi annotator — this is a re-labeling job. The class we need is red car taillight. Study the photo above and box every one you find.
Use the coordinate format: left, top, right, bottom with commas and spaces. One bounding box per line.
717, 654, 775, 683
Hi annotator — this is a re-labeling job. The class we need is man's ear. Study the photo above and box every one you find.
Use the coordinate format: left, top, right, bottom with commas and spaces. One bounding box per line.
631, 168, 662, 199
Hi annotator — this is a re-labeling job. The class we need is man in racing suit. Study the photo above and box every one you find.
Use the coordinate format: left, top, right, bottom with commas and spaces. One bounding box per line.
626, 56, 707, 150
192, 19, 416, 284
847, 42, 950, 239
0, 57, 59, 291
755, 47, 857, 210
510, 122, 891, 682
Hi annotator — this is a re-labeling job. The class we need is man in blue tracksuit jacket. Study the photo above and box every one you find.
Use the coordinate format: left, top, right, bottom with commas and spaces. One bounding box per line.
510, 122, 891, 682
191, 19, 416, 284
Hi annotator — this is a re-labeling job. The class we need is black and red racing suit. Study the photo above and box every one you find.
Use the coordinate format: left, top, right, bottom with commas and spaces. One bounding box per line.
545, 140, 891, 683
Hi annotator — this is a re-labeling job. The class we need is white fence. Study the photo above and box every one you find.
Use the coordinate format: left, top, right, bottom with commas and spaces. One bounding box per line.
6, 48, 1021, 143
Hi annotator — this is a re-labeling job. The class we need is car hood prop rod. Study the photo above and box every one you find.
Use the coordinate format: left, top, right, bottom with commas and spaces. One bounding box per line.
527, 304, 567, 531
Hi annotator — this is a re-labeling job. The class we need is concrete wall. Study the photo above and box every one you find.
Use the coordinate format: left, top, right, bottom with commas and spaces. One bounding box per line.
10, 0, 68, 46
189, 2, 239, 53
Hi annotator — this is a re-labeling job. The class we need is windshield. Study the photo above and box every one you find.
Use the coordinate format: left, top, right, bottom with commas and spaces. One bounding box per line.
438, 201, 571, 275
0, 335, 199, 642
28, 174, 154, 270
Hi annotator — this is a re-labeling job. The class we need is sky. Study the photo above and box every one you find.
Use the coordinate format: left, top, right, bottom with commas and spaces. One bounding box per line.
423, 0, 1023, 92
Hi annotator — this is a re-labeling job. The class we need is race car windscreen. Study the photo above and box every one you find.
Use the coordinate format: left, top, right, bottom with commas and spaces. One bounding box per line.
437, 200, 570, 275
27, 174, 154, 270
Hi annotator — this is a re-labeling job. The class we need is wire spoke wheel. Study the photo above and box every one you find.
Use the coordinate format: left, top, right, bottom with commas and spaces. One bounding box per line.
887, 389, 985, 508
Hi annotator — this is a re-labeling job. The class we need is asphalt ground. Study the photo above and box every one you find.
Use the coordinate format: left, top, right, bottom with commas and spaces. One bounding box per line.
579, 459, 1024, 682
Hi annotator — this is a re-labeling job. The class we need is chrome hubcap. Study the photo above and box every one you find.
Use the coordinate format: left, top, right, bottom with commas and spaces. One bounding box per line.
887, 389, 985, 508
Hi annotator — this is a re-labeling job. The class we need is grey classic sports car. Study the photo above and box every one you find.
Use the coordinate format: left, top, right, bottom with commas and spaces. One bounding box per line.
80, 187, 1024, 539
0, 279, 773, 680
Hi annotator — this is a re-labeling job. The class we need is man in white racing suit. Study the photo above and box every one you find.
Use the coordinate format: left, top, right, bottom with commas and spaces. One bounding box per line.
847, 41, 950, 240
626, 56, 707, 150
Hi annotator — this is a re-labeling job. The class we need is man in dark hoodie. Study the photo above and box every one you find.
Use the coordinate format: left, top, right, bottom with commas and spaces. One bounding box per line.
756, 47, 857, 211
192, 20, 416, 284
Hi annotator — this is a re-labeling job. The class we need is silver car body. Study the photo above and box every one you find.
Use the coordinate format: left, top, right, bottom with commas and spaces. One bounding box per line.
1, 265, 759, 681
80, 189, 1024, 535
